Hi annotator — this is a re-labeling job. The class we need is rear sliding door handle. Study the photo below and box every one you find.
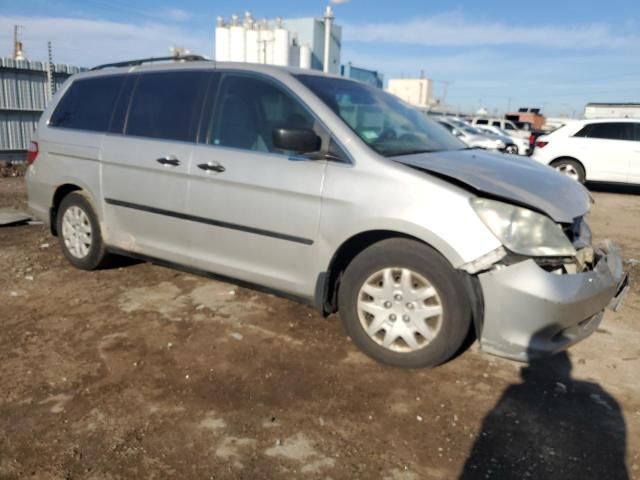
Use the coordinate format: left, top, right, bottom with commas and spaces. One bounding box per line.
197, 162, 226, 173
156, 156, 181, 166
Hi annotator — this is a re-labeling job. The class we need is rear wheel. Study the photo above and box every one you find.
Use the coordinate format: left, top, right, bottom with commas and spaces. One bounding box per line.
505, 145, 519, 155
551, 158, 585, 183
338, 238, 472, 368
56, 192, 110, 270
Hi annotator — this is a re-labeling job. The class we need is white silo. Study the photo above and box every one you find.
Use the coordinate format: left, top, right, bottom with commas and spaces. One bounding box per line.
273, 17, 290, 67
259, 24, 274, 65
229, 15, 246, 62
299, 44, 312, 69
245, 27, 260, 63
215, 17, 230, 62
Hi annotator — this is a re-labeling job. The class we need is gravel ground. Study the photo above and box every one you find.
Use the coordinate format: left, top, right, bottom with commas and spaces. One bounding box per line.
1, 176, 639, 479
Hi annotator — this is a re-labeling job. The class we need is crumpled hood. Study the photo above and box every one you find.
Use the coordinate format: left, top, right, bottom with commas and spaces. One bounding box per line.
393, 149, 591, 223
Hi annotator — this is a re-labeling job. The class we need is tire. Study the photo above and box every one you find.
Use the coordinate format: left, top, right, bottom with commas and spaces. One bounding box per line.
551, 158, 585, 184
56, 191, 110, 270
505, 145, 519, 155
338, 238, 472, 369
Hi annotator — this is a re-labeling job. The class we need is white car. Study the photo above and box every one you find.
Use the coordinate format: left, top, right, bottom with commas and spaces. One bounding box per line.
469, 117, 529, 139
532, 119, 640, 184
437, 119, 507, 151
477, 125, 530, 155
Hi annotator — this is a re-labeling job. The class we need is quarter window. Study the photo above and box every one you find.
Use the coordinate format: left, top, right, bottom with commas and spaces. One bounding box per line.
208, 74, 317, 154
126, 71, 209, 142
49, 75, 125, 132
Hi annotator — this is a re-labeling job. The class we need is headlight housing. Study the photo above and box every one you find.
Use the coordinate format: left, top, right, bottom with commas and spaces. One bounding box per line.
471, 198, 576, 257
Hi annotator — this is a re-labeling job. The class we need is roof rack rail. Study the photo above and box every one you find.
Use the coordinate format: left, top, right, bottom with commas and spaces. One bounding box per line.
90, 55, 209, 71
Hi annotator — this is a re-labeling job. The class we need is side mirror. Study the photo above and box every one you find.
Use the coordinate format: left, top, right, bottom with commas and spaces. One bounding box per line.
272, 128, 321, 154
452, 129, 463, 137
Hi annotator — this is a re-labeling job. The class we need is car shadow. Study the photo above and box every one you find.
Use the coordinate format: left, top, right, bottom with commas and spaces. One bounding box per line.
460, 338, 628, 479
587, 182, 640, 195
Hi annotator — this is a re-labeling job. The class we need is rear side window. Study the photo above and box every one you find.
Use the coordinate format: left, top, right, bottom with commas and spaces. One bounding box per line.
126, 71, 210, 142
475, 119, 488, 125
49, 76, 125, 132
574, 122, 635, 141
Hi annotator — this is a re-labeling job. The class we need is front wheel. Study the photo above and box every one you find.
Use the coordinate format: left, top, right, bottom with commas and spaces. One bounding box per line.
338, 238, 472, 368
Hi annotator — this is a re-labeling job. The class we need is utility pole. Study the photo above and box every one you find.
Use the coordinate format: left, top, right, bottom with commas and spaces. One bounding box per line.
13, 25, 25, 60
46, 41, 55, 100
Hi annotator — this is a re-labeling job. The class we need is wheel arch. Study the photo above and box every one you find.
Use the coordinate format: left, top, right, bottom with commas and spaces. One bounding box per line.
315, 230, 459, 317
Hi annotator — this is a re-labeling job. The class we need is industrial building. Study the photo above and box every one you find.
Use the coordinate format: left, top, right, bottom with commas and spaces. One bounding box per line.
0, 57, 83, 163
214, 7, 341, 74
386, 78, 434, 108
584, 103, 640, 119
341, 62, 383, 88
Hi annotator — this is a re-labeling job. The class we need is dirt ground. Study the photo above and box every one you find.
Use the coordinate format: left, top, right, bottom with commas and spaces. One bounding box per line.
1, 175, 639, 480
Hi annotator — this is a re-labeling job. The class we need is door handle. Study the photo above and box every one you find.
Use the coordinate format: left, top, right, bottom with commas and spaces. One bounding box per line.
156, 156, 181, 166
197, 162, 226, 173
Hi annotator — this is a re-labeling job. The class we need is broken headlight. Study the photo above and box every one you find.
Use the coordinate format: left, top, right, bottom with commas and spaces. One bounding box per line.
470, 198, 576, 257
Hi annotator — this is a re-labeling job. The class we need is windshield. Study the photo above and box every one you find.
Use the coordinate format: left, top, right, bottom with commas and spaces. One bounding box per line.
295, 74, 466, 156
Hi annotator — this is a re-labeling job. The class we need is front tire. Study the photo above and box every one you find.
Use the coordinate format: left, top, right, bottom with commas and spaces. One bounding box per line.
338, 238, 472, 368
56, 191, 110, 270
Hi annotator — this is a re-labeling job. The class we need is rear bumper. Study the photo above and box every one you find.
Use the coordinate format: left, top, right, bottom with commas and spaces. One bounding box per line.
478, 240, 628, 361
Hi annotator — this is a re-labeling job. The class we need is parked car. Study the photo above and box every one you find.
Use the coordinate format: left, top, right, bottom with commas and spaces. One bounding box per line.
437, 118, 508, 151
532, 119, 640, 184
25, 58, 628, 368
476, 125, 529, 155
469, 117, 529, 139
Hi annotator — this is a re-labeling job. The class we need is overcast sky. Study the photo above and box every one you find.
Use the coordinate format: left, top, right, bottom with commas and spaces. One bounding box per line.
1, 0, 639, 116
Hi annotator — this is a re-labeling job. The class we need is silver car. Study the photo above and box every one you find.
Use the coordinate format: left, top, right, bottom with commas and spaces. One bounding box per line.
436, 118, 509, 152
25, 58, 629, 368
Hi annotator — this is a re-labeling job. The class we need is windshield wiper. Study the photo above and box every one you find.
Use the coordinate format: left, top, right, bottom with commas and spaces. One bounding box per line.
387, 149, 436, 157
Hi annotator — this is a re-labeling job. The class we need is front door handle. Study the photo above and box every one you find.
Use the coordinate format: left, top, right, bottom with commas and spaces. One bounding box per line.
197, 162, 225, 173
156, 156, 180, 166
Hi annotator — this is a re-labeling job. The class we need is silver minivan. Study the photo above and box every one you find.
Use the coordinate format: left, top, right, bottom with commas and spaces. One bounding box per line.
25, 58, 628, 368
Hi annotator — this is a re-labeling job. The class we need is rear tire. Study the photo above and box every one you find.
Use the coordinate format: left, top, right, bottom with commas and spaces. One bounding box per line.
551, 158, 585, 184
56, 191, 110, 270
505, 145, 519, 155
338, 238, 472, 369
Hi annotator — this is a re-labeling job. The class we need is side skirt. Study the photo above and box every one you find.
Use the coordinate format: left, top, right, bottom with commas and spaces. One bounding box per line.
106, 246, 317, 310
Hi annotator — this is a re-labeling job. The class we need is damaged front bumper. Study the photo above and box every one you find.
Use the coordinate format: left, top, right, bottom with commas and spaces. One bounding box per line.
477, 240, 629, 361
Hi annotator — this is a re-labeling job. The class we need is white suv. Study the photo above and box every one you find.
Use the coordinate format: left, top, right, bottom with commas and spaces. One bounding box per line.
469, 117, 528, 138
532, 119, 640, 184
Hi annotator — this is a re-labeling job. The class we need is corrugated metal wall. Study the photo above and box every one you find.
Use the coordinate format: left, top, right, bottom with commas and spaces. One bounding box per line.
0, 57, 85, 156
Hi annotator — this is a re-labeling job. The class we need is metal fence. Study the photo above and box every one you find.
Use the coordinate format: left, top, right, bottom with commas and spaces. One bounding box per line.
0, 57, 85, 158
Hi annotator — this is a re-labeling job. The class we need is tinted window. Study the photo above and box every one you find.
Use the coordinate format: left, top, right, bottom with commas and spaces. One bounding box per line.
491, 120, 501, 127
631, 124, 640, 142
126, 71, 209, 142
208, 74, 317, 154
49, 76, 124, 132
475, 119, 488, 125
576, 122, 634, 141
